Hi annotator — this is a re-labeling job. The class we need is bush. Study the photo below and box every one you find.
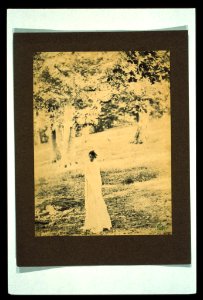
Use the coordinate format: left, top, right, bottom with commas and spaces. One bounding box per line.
123, 177, 134, 184
122, 170, 157, 185
134, 170, 157, 182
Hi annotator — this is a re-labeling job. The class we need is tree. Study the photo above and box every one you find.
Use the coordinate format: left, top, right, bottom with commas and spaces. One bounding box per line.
33, 50, 171, 163
34, 52, 73, 162
33, 52, 122, 164
124, 50, 170, 84
108, 50, 170, 143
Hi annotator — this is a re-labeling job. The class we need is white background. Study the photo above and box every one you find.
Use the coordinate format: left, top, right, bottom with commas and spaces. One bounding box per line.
7, 9, 196, 295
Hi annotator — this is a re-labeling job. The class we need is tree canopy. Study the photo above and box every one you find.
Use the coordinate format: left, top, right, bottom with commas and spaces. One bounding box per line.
33, 50, 170, 135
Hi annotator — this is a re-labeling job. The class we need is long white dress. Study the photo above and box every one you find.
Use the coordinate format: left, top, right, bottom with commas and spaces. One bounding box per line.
83, 159, 112, 233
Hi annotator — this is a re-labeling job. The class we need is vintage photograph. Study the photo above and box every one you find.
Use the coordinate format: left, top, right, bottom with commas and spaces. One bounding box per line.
34, 50, 171, 236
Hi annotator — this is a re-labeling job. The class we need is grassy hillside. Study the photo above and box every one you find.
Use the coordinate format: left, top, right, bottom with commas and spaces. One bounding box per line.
34, 115, 171, 236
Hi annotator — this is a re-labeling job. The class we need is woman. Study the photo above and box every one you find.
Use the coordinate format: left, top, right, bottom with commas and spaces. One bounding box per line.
83, 150, 112, 234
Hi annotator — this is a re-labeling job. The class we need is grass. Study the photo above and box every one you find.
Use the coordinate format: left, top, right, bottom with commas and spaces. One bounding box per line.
35, 165, 171, 236
34, 116, 172, 236
101, 167, 157, 185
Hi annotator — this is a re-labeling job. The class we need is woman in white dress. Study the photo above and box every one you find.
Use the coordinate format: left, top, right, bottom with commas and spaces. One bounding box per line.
83, 150, 112, 234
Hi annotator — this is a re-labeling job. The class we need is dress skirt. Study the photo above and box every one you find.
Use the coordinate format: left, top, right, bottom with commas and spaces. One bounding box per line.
83, 160, 111, 233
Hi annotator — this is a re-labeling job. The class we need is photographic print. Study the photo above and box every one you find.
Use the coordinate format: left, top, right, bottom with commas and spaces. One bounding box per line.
14, 31, 190, 265
33, 50, 171, 237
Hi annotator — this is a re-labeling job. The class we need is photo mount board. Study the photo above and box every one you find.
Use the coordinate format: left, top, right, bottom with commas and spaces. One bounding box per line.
14, 31, 190, 266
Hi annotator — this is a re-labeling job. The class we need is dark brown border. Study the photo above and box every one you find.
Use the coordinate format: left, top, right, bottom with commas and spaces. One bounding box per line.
14, 31, 190, 266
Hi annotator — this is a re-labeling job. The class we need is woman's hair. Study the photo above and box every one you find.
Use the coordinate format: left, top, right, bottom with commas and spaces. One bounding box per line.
89, 150, 97, 158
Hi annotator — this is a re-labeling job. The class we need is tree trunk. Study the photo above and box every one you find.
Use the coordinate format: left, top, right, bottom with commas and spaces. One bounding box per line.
51, 129, 61, 162
134, 113, 148, 144
60, 105, 75, 167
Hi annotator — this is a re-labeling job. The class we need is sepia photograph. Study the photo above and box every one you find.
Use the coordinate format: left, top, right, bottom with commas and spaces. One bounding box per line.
33, 50, 171, 236
10, 9, 194, 295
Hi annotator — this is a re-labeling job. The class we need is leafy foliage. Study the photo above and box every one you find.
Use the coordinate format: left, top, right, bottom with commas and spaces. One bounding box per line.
33, 51, 170, 137
125, 50, 170, 84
